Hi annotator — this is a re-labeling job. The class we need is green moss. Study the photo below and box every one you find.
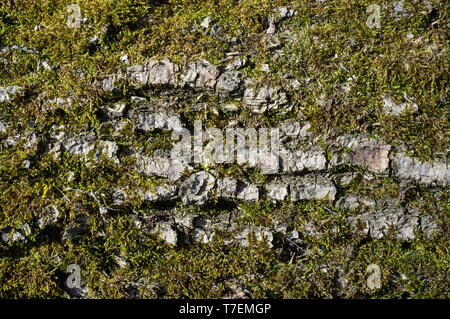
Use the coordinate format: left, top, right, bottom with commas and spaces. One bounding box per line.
0, 0, 448, 299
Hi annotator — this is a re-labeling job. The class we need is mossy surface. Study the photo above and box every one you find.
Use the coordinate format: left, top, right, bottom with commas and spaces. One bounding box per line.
0, 0, 449, 298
